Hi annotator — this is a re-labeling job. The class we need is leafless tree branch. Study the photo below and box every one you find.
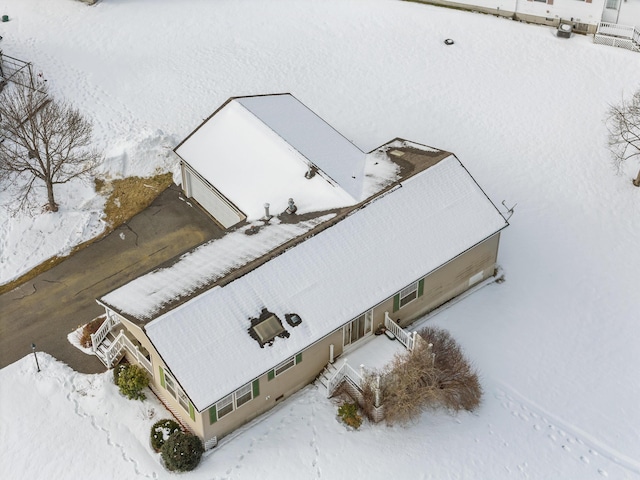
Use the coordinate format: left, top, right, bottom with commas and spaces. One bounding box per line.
0, 69, 101, 212
606, 89, 640, 187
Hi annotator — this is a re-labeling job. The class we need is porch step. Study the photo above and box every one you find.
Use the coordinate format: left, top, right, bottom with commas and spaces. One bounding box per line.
316, 362, 339, 389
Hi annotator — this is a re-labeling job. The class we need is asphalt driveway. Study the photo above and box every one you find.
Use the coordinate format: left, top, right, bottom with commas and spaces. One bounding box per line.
0, 184, 222, 373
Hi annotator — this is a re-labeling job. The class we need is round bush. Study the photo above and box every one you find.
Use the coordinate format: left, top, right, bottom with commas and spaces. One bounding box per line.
161, 430, 204, 472
117, 364, 149, 400
150, 419, 181, 452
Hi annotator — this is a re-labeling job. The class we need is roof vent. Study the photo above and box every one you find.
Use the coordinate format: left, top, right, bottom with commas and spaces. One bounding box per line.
263, 203, 272, 221
305, 165, 316, 179
285, 313, 303, 328
285, 198, 297, 215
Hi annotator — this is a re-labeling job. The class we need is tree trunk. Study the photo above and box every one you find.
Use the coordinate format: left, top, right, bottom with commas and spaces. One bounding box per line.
46, 180, 58, 212
634, 169, 640, 187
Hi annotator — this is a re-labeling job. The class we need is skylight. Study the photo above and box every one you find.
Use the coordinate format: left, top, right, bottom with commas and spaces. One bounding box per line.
248, 309, 289, 348
253, 315, 285, 344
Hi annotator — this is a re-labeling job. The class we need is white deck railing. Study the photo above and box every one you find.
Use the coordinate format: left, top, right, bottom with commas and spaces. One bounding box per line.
595, 22, 640, 52
326, 359, 363, 397
100, 329, 153, 373
90, 312, 118, 353
384, 312, 417, 351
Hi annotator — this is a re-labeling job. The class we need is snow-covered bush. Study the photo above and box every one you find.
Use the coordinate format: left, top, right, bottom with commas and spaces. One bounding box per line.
161, 430, 204, 472
150, 419, 181, 452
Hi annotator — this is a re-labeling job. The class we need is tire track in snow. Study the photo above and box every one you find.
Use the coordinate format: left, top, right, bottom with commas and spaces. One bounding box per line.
495, 382, 640, 478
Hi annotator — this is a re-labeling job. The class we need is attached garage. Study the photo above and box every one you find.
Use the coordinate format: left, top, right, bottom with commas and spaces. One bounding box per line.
181, 162, 246, 229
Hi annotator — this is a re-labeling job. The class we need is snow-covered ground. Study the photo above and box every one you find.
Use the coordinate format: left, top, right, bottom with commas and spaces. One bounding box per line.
1, 0, 639, 478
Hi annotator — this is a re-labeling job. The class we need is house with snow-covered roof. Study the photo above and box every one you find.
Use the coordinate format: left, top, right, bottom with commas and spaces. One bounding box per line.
413, 0, 639, 41
91, 93, 508, 449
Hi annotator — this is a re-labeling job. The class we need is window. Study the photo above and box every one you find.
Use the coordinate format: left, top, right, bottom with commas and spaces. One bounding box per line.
217, 394, 234, 419
162, 368, 193, 417
235, 383, 252, 408
605, 0, 619, 8
343, 310, 373, 347
268, 353, 303, 380
210, 379, 259, 423
164, 371, 176, 397
399, 282, 418, 308
275, 356, 295, 376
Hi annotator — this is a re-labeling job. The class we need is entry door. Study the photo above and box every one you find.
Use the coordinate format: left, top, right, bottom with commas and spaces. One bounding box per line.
602, 0, 620, 23
343, 310, 373, 347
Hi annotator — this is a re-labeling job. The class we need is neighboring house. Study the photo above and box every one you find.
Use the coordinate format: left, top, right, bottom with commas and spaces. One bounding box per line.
411, 0, 639, 39
91, 93, 508, 449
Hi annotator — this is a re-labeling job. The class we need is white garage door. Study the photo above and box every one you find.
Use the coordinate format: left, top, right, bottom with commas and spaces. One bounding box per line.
184, 168, 245, 229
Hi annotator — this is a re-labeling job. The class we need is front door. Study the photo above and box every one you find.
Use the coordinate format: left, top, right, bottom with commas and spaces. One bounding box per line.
343, 310, 373, 348
602, 0, 621, 24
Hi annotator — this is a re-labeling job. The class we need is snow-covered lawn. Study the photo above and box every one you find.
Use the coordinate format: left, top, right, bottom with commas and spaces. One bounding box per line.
1, 0, 639, 478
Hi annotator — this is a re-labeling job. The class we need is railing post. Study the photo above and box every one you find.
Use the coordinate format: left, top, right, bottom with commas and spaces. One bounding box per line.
329, 344, 334, 364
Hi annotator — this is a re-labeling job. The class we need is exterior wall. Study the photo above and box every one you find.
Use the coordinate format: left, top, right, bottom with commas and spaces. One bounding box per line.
385, 232, 501, 328
410, 0, 604, 33
107, 312, 206, 439
201, 328, 344, 444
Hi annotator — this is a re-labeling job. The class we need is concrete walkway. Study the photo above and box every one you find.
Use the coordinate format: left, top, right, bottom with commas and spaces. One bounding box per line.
0, 184, 222, 373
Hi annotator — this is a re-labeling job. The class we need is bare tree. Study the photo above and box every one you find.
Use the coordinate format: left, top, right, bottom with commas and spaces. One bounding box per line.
606, 89, 640, 187
0, 70, 100, 212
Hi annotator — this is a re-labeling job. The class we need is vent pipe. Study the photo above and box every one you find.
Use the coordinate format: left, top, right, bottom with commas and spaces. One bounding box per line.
263, 203, 272, 220
305, 165, 315, 179
286, 198, 297, 215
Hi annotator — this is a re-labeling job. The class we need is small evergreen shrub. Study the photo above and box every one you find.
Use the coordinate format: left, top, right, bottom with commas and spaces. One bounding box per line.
161, 430, 204, 472
150, 419, 181, 452
116, 364, 149, 400
338, 402, 362, 429
112, 363, 127, 385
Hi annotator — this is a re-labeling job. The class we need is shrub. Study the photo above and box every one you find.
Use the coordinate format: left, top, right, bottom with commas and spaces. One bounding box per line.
364, 327, 482, 426
150, 419, 181, 452
161, 430, 204, 472
79, 316, 105, 348
112, 363, 127, 386
337, 402, 362, 429
116, 364, 149, 400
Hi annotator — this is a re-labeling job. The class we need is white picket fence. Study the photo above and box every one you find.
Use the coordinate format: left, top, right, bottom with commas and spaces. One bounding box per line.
594, 22, 640, 52
384, 312, 417, 351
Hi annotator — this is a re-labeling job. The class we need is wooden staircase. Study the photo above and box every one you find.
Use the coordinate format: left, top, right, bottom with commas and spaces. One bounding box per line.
94, 328, 126, 368
316, 362, 338, 391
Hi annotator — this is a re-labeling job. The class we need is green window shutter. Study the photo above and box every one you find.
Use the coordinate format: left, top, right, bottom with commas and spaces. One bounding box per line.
295, 352, 302, 364
393, 293, 400, 312
252, 379, 260, 398
418, 278, 425, 297
209, 405, 217, 424
189, 402, 195, 421
159, 366, 166, 388
267, 369, 275, 381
